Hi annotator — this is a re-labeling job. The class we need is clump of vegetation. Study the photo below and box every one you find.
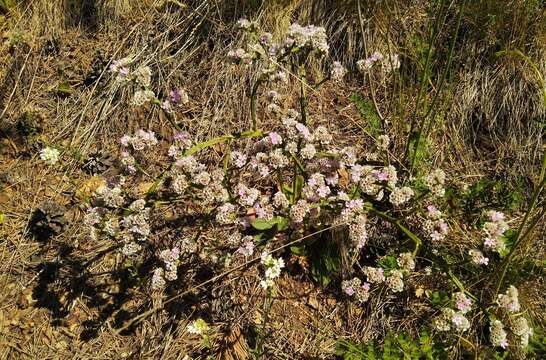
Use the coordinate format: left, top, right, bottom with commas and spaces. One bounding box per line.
0, 1, 544, 359
30, 19, 543, 358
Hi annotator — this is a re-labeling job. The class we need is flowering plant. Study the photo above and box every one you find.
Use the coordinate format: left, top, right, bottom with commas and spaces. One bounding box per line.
69, 19, 543, 357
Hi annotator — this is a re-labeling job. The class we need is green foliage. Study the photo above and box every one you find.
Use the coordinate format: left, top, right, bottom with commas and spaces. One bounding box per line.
377, 255, 398, 276
336, 331, 447, 360
406, 132, 430, 169
16, 111, 42, 137
448, 177, 528, 214
527, 326, 546, 357
497, 229, 516, 258
56, 81, 73, 97
251, 216, 289, 231
350, 94, 382, 138
0, 0, 15, 14
425, 290, 450, 307
309, 238, 340, 287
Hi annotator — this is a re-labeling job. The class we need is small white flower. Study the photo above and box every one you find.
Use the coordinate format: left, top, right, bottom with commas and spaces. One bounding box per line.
40, 147, 60, 165
187, 318, 209, 335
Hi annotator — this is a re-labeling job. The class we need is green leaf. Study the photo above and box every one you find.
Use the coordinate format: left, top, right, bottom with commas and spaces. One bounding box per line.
250, 216, 287, 231
294, 175, 304, 200
56, 81, 72, 96
426, 290, 449, 307
184, 135, 233, 156
282, 183, 293, 196
377, 255, 399, 275
290, 245, 306, 256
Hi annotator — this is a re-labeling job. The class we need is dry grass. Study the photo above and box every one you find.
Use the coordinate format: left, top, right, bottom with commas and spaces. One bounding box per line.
0, 0, 545, 358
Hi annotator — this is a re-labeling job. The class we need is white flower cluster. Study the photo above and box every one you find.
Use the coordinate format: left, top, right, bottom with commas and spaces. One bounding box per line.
433, 292, 473, 332
260, 252, 285, 289
385, 270, 404, 293
341, 277, 370, 302
96, 184, 125, 209
236, 235, 255, 257
109, 56, 132, 81
468, 249, 489, 265
397, 252, 415, 272
357, 51, 400, 72
330, 61, 346, 81
228, 19, 330, 76
483, 210, 508, 253
510, 316, 533, 348
151, 247, 181, 290
118, 129, 158, 173
424, 169, 446, 197
389, 186, 414, 206
39, 147, 61, 165
489, 314, 533, 349
286, 23, 329, 55
120, 129, 158, 151
490, 320, 509, 349
111, 57, 191, 114
497, 285, 520, 312
187, 318, 209, 335
434, 309, 468, 333
423, 205, 449, 242
363, 266, 385, 284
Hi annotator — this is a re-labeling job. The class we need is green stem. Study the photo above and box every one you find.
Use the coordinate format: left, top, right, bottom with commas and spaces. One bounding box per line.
366, 206, 421, 255
409, 0, 466, 172
299, 63, 308, 125
493, 176, 546, 296
250, 79, 262, 131
256, 288, 273, 357
404, 0, 443, 162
